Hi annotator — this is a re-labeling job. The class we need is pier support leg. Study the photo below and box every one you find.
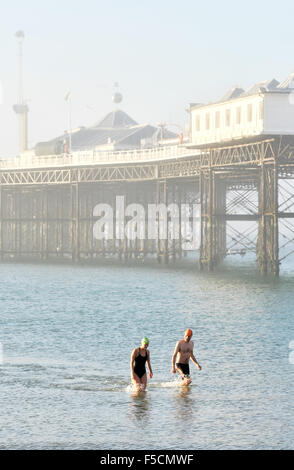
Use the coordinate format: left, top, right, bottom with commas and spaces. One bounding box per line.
215, 178, 226, 265
199, 168, 225, 271
257, 161, 279, 277
41, 186, 48, 261
258, 163, 267, 275
199, 169, 214, 271
123, 185, 129, 262
71, 183, 80, 262
0, 186, 2, 261
156, 179, 168, 264
178, 184, 182, 260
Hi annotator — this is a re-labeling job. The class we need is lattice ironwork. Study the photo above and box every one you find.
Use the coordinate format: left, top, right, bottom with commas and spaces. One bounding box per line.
276, 178, 294, 263
199, 139, 276, 169
159, 159, 200, 178
226, 188, 258, 216
278, 179, 294, 213
279, 219, 294, 262
226, 222, 258, 255
0, 169, 72, 185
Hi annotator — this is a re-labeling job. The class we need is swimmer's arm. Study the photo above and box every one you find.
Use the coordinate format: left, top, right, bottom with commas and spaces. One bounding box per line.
147, 351, 153, 378
130, 348, 137, 378
190, 351, 201, 371
171, 342, 180, 373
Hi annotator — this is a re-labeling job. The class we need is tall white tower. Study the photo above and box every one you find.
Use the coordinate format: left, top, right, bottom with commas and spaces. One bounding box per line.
13, 30, 29, 154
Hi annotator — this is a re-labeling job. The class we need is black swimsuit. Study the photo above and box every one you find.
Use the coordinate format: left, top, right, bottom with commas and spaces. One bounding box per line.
133, 348, 148, 378
176, 363, 190, 377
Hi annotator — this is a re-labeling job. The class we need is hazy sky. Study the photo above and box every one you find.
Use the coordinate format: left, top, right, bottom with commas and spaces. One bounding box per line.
1, 0, 294, 156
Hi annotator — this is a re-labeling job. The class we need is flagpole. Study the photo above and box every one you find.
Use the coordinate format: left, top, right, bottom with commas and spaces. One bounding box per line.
65, 91, 72, 154
69, 96, 72, 154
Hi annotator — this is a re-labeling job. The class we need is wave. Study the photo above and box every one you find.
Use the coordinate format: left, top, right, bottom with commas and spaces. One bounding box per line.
126, 378, 193, 392
3, 358, 193, 393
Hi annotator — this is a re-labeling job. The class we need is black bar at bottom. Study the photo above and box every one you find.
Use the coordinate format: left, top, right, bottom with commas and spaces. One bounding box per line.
0, 450, 291, 466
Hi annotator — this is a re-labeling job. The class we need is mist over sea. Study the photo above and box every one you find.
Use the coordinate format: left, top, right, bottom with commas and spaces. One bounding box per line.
0, 255, 293, 450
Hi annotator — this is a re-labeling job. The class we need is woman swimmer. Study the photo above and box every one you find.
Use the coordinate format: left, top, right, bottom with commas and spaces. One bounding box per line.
130, 337, 153, 391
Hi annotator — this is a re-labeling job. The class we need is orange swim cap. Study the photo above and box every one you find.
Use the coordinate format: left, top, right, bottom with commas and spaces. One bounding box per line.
185, 329, 193, 337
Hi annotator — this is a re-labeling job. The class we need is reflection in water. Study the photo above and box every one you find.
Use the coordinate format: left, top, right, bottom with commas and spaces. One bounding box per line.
173, 386, 195, 422
129, 391, 150, 423
179, 386, 192, 398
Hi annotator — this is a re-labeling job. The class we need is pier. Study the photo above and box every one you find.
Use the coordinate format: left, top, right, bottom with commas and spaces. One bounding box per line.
1, 135, 294, 276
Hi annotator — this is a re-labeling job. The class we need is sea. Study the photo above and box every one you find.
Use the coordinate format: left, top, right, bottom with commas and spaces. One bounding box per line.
0, 254, 294, 450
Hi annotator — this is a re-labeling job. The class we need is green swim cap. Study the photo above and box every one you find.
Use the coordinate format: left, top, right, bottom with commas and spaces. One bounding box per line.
141, 337, 149, 345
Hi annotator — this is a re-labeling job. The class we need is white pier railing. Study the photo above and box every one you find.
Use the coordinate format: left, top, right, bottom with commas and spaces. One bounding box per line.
0, 145, 199, 170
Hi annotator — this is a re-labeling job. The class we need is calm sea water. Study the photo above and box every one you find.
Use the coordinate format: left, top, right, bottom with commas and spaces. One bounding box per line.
0, 255, 294, 450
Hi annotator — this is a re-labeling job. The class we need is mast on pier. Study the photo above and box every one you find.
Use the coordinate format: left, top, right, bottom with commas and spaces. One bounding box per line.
13, 30, 29, 154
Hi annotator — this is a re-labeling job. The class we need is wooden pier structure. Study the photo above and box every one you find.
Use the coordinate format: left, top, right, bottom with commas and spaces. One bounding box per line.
1, 135, 294, 275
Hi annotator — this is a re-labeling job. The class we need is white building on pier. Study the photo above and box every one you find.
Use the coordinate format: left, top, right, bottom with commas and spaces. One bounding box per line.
189, 72, 294, 146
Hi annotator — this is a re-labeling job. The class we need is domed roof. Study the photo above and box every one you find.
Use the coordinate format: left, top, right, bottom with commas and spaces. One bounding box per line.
94, 110, 138, 129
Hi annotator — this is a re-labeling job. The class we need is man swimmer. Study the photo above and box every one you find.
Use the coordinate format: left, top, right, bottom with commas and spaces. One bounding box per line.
171, 329, 201, 385
130, 337, 153, 391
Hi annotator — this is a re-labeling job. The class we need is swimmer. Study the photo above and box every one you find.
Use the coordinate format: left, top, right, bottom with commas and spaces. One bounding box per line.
130, 337, 153, 392
171, 329, 201, 386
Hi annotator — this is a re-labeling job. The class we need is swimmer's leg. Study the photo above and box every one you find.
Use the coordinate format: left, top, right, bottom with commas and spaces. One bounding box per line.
132, 373, 142, 392
176, 365, 191, 386
181, 375, 192, 386
176, 365, 186, 380
139, 373, 147, 391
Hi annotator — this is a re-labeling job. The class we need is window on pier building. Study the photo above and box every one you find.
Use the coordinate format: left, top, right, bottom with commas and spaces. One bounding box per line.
195, 115, 200, 131
259, 101, 264, 120
247, 103, 253, 122
236, 106, 241, 125
205, 112, 210, 130
215, 111, 220, 128
225, 109, 231, 126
